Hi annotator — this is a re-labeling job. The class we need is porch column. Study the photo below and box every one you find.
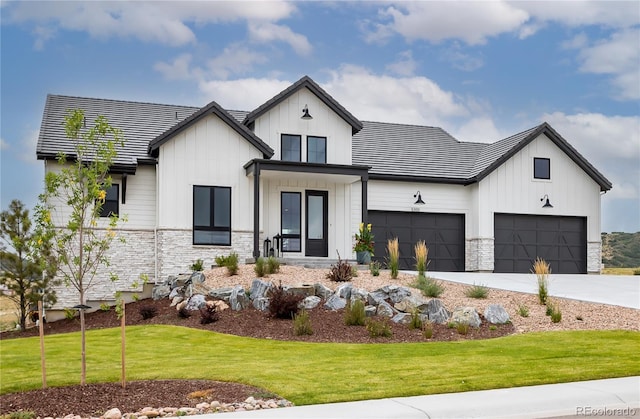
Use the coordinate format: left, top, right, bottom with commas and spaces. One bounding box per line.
253, 163, 261, 258
361, 176, 368, 225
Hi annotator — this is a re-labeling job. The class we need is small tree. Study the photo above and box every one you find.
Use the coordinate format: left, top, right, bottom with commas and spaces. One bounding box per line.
0, 199, 58, 331
36, 109, 125, 385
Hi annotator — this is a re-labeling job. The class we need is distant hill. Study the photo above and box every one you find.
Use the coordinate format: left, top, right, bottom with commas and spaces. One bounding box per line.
602, 232, 640, 268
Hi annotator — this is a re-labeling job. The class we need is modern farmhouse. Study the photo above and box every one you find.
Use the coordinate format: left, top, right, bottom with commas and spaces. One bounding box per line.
37, 76, 612, 309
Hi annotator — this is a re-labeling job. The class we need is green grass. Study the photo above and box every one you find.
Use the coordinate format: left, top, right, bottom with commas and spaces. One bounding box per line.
1, 326, 639, 405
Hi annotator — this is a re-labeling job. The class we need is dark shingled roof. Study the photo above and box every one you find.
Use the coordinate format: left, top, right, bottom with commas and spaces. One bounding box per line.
37, 94, 611, 191
37, 94, 198, 171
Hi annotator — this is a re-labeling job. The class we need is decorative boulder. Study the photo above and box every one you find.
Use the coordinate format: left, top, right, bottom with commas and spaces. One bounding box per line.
189, 271, 206, 284
152, 284, 171, 300
350, 288, 369, 303
229, 285, 250, 311
252, 297, 270, 311
484, 304, 510, 324
364, 305, 377, 317
388, 285, 412, 303
207, 300, 229, 311
176, 300, 187, 312
426, 298, 450, 324
249, 279, 271, 300
169, 287, 183, 299
185, 294, 206, 311
394, 295, 429, 313
391, 312, 412, 324
451, 306, 481, 328
284, 284, 315, 297
170, 296, 183, 307
336, 283, 353, 299
376, 300, 396, 318
368, 289, 388, 305
208, 287, 234, 301
314, 283, 333, 300
103, 408, 122, 419
300, 295, 321, 310
324, 294, 346, 311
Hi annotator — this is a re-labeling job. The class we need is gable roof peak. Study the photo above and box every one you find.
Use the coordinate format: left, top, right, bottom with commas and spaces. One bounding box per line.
243, 75, 363, 135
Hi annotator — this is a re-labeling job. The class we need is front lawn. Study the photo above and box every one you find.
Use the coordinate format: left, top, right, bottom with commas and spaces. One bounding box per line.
1, 326, 638, 405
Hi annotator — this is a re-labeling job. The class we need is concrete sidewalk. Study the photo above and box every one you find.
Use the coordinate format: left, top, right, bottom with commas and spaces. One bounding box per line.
211, 376, 639, 418
421, 272, 640, 309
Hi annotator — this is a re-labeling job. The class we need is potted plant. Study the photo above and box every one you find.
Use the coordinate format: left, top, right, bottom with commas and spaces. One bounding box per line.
354, 223, 374, 264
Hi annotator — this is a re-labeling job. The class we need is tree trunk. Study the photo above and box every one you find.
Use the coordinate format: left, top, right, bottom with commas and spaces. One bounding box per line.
80, 292, 86, 386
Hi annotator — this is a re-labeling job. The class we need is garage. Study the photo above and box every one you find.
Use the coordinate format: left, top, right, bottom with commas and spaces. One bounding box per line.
369, 211, 465, 272
494, 214, 587, 274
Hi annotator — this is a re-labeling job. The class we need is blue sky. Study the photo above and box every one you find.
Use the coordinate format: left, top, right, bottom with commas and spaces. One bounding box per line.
1, 1, 639, 232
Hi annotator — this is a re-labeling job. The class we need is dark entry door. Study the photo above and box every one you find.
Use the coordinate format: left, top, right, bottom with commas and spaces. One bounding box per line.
494, 213, 587, 273
369, 211, 465, 271
305, 190, 328, 257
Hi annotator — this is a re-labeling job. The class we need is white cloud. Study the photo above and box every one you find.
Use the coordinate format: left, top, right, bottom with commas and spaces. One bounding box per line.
0, 138, 9, 150
576, 28, 640, 101
541, 112, 640, 200
366, 2, 529, 45
452, 117, 504, 143
385, 50, 418, 76
5, 1, 298, 48
153, 54, 196, 81
248, 22, 312, 56
561, 32, 589, 50
207, 44, 269, 80
441, 44, 484, 72
519, 1, 640, 29
17, 129, 40, 164
197, 78, 292, 111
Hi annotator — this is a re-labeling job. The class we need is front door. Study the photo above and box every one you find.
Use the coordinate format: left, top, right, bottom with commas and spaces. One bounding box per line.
305, 190, 328, 257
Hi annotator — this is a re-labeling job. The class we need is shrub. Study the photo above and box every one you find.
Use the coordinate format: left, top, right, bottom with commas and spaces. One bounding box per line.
408, 309, 423, 330
464, 283, 489, 299
456, 322, 470, 335
387, 238, 399, 279
423, 321, 433, 339
326, 255, 353, 282
532, 257, 550, 305
214, 254, 227, 267
369, 260, 381, 276
99, 302, 111, 311
414, 240, 428, 276
412, 274, 445, 298
351, 265, 359, 277
344, 299, 366, 326
489, 325, 497, 331
139, 305, 158, 320
267, 282, 304, 319
517, 304, 530, 317
177, 307, 192, 319
545, 304, 553, 316
293, 309, 313, 336
63, 307, 77, 320
190, 258, 204, 272
199, 305, 220, 324
267, 256, 280, 274
254, 257, 267, 278
225, 252, 239, 276
366, 318, 392, 338
6, 411, 36, 419
549, 301, 562, 323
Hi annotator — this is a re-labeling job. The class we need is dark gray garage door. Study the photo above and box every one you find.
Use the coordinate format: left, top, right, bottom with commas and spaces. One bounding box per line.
369, 211, 465, 272
494, 214, 587, 274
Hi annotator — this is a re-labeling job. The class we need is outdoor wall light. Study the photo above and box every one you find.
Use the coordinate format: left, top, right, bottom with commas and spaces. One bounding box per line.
541, 194, 553, 208
414, 191, 425, 205
301, 104, 313, 120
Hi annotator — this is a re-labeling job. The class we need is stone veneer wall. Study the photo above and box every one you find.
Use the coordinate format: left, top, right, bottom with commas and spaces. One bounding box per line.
51, 229, 156, 309
157, 229, 254, 281
587, 241, 602, 273
465, 238, 494, 272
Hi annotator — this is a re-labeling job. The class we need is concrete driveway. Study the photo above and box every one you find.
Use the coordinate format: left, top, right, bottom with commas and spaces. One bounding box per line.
417, 271, 640, 309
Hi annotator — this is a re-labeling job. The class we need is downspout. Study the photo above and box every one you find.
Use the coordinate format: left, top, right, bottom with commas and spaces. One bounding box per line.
154, 163, 159, 284
253, 162, 261, 259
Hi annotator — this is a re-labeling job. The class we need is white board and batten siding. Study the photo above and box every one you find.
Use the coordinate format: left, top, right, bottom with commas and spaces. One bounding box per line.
156, 113, 262, 231
476, 133, 601, 242
251, 87, 353, 165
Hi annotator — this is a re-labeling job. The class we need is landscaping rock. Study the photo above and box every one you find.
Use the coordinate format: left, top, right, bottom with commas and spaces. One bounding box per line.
189, 271, 206, 284
425, 298, 450, 324
376, 300, 396, 318
103, 408, 122, 419
364, 305, 377, 317
451, 306, 481, 328
168, 287, 183, 299
185, 294, 206, 311
284, 284, 315, 297
336, 283, 353, 299
485, 304, 510, 324
252, 297, 269, 311
209, 287, 234, 301
324, 294, 347, 311
314, 283, 333, 299
300, 295, 321, 310
176, 300, 187, 312
170, 296, 183, 307
152, 284, 171, 300
394, 295, 428, 313
207, 300, 229, 311
368, 289, 388, 305
388, 285, 412, 303
249, 279, 271, 300
391, 312, 412, 324
350, 287, 369, 303
229, 285, 250, 311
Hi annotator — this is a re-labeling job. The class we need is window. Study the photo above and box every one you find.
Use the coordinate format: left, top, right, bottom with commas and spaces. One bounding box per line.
307, 136, 327, 164
100, 184, 119, 217
534, 158, 551, 180
281, 134, 301, 162
193, 186, 231, 245
281, 192, 301, 252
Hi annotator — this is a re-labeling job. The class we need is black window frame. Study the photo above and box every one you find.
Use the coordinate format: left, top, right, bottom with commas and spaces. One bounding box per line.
534, 157, 551, 180
193, 185, 232, 246
281, 192, 301, 252
281, 134, 301, 162
307, 136, 327, 164
99, 184, 119, 218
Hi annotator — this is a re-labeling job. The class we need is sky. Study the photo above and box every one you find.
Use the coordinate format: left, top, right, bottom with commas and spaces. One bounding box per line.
0, 0, 638, 233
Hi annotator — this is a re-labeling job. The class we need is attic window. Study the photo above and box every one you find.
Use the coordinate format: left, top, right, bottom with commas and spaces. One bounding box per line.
534, 158, 550, 180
